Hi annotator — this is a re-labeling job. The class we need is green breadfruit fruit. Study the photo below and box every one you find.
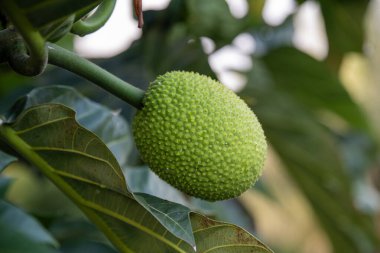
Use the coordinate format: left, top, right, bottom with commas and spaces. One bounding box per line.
132, 71, 267, 201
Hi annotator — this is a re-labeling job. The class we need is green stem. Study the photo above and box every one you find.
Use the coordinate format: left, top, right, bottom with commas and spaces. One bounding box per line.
71, 0, 116, 36
47, 43, 145, 109
0, 125, 132, 253
0, 1, 47, 76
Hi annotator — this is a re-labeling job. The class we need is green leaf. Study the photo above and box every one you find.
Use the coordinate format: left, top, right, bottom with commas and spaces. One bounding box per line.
260, 47, 369, 130
0, 199, 58, 247
5, 86, 199, 248
0, 104, 196, 252
190, 213, 273, 253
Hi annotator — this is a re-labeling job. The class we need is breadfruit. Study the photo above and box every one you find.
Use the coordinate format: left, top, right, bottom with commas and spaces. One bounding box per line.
132, 71, 266, 201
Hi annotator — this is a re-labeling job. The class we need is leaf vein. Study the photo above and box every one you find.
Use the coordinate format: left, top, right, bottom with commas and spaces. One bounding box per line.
193, 224, 234, 234
31, 147, 124, 181
203, 244, 270, 253
15, 116, 73, 135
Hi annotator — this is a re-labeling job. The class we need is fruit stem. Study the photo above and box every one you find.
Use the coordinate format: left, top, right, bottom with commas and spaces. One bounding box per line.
71, 0, 116, 36
47, 43, 145, 109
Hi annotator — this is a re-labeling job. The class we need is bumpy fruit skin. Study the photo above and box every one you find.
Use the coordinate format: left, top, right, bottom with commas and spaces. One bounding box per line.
132, 71, 266, 201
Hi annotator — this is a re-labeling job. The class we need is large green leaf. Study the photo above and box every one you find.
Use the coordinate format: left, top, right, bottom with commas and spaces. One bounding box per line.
260, 47, 369, 131
240, 61, 380, 253
2, 86, 133, 218
0, 199, 58, 252
0, 104, 195, 252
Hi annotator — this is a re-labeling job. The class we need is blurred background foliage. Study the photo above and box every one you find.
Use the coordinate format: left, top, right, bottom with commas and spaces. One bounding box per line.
1, 0, 380, 252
